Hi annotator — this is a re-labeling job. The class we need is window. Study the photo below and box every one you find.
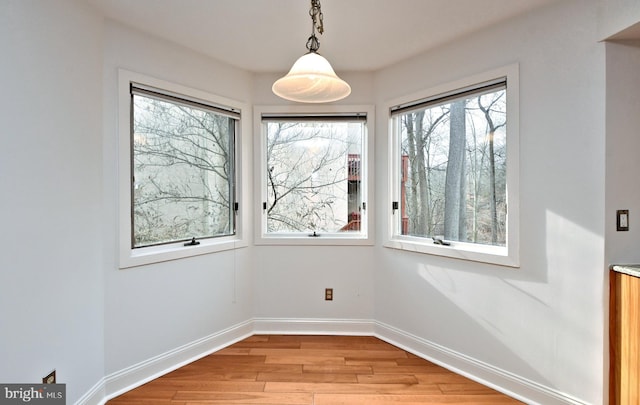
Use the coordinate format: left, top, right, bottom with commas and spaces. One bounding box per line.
131, 85, 237, 247
254, 106, 374, 245
119, 70, 248, 268
386, 65, 519, 267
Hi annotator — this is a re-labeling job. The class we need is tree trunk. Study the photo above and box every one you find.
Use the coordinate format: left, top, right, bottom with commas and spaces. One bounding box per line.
444, 101, 466, 240
478, 95, 502, 245
488, 130, 497, 244
413, 111, 429, 236
404, 114, 420, 235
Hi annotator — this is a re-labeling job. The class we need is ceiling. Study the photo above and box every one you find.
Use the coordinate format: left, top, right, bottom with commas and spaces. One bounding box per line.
87, 0, 558, 73
608, 21, 640, 41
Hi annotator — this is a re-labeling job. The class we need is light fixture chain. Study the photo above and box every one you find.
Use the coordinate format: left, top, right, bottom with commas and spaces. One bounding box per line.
306, 0, 323, 53
310, 0, 324, 35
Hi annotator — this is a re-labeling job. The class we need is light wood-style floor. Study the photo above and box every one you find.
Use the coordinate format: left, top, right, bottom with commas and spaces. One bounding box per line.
107, 335, 522, 404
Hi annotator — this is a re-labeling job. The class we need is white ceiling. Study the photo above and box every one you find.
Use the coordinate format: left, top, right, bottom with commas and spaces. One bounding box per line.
608, 21, 640, 40
87, 0, 558, 73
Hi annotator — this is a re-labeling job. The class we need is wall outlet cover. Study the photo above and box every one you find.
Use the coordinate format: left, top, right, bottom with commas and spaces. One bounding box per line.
617, 210, 629, 231
43, 370, 56, 384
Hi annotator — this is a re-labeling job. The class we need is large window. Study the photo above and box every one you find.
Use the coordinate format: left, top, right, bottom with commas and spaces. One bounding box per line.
131, 85, 237, 248
119, 71, 248, 268
255, 106, 374, 245
386, 66, 519, 267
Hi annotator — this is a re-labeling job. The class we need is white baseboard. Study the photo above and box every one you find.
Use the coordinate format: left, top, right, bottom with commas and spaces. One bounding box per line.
252, 317, 375, 335
73, 378, 106, 405
373, 321, 589, 405
93, 319, 253, 405
77, 318, 589, 405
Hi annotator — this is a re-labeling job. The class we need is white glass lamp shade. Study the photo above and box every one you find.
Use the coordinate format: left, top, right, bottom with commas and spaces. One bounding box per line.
272, 52, 351, 103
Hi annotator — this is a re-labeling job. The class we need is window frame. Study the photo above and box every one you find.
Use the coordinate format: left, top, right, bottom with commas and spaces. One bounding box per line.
253, 105, 375, 246
384, 64, 520, 267
118, 70, 249, 268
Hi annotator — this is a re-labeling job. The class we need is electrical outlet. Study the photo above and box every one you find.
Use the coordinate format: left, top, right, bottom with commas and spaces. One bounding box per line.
43, 370, 56, 384
325, 288, 333, 301
617, 210, 629, 231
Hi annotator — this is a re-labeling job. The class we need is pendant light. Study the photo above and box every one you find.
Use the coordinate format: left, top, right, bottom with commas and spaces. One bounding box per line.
272, 0, 351, 103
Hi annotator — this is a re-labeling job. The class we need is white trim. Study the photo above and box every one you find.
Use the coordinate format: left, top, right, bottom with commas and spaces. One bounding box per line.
252, 317, 375, 335
256, 235, 373, 246
384, 64, 520, 268
117, 69, 251, 269
253, 105, 375, 246
99, 320, 253, 404
77, 318, 588, 405
373, 321, 589, 405
73, 379, 105, 405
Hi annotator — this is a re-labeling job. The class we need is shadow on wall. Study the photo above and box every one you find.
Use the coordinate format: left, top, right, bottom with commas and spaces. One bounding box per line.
377, 207, 603, 401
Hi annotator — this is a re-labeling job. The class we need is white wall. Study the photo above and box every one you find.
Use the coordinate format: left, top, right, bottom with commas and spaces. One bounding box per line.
101, 21, 255, 377
251, 71, 377, 327
605, 40, 640, 263
0, 0, 105, 403
4, 1, 636, 404
252, 246, 375, 323
374, 1, 606, 403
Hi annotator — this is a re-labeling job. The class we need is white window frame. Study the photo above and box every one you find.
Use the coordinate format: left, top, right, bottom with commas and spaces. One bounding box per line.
384, 64, 520, 267
254, 105, 375, 246
118, 69, 250, 268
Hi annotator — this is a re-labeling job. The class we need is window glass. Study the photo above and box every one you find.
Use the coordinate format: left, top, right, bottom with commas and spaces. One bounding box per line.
263, 118, 365, 235
386, 66, 520, 268
394, 84, 506, 246
131, 88, 236, 248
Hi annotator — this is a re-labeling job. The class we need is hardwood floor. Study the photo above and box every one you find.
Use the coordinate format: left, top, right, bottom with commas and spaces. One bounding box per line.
107, 335, 523, 404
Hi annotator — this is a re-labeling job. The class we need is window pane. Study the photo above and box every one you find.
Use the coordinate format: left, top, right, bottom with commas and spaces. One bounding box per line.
265, 120, 363, 234
398, 88, 506, 246
132, 93, 235, 248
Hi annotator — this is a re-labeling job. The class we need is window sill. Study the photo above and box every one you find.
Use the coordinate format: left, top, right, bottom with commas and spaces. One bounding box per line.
384, 237, 519, 268
119, 237, 247, 269
255, 233, 374, 246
